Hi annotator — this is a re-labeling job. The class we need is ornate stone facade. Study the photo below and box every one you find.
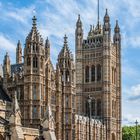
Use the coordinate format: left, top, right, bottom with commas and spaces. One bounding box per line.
75, 9, 121, 140
0, 8, 121, 140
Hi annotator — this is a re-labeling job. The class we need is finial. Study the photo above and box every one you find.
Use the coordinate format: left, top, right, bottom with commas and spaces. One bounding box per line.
115, 20, 120, 33
45, 37, 50, 47
76, 14, 82, 26
32, 16, 37, 28
17, 40, 21, 46
90, 25, 92, 31
78, 14, 80, 20
116, 20, 119, 26
97, 0, 100, 28
104, 8, 109, 22
64, 34, 68, 44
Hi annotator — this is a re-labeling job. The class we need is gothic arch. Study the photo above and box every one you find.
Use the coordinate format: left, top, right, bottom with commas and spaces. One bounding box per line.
91, 65, 95, 82
97, 64, 101, 81
0, 134, 4, 140
85, 66, 89, 82
112, 133, 115, 140
33, 56, 38, 68
97, 99, 102, 116
27, 57, 31, 66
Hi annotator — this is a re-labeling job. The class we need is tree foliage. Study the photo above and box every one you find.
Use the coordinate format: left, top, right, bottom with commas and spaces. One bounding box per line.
122, 125, 140, 140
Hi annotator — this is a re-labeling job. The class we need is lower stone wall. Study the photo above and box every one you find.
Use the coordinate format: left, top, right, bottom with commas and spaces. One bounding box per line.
22, 127, 39, 140
75, 115, 106, 140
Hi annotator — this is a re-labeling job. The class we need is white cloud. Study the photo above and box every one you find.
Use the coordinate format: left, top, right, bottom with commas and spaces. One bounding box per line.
124, 84, 140, 102
122, 114, 140, 126
0, 34, 16, 52
6, 6, 35, 24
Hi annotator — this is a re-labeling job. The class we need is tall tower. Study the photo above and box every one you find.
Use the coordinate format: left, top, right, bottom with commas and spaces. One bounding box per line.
58, 35, 76, 140
3, 52, 11, 89
75, 9, 121, 140
75, 15, 84, 114
23, 16, 46, 128
113, 20, 121, 140
16, 40, 22, 64
55, 64, 62, 140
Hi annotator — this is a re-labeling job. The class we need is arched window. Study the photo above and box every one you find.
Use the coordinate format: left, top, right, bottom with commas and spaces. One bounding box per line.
33, 57, 38, 68
91, 99, 96, 116
36, 45, 38, 52
112, 133, 115, 140
66, 70, 70, 82
91, 65, 95, 82
85, 66, 89, 82
97, 64, 101, 81
33, 44, 35, 51
85, 100, 89, 116
65, 96, 69, 108
112, 67, 114, 83
97, 99, 102, 116
0, 134, 4, 140
114, 68, 116, 84
27, 57, 31, 66
33, 106, 37, 118
33, 84, 37, 100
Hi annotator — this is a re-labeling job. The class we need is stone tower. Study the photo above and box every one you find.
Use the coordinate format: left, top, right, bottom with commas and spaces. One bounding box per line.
3, 52, 11, 89
75, 9, 121, 140
16, 40, 22, 64
55, 64, 62, 140
23, 16, 46, 128
58, 35, 76, 140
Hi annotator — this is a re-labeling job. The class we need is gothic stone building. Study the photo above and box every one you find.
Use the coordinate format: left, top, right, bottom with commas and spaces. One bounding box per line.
0, 8, 121, 140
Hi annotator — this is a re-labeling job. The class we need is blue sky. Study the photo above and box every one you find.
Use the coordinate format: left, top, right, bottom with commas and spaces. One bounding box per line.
0, 0, 140, 126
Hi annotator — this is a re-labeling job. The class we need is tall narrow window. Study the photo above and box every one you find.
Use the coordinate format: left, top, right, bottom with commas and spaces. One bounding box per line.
65, 96, 69, 108
66, 131, 69, 140
33, 106, 37, 118
97, 64, 101, 81
91, 65, 95, 82
85, 101, 89, 116
112, 67, 114, 83
97, 99, 102, 116
91, 100, 96, 116
33, 57, 38, 68
33, 84, 37, 100
85, 66, 89, 82
27, 57, 31, 66
66, 70, 70, 82
114, 68, 116, 84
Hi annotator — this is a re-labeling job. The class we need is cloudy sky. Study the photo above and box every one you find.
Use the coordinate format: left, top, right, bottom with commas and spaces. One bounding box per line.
0, 0, 140, 126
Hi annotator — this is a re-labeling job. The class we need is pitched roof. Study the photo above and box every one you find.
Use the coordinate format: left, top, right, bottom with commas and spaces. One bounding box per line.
11, 63, 24, 75
0, 85, 11, 102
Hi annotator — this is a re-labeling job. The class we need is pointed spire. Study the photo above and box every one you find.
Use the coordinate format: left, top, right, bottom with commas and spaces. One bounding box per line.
104, 9, 110, 22
45, 37, 50, 58
88, 25, 93, 36
32, 15, 37, 28
114, 20, 120, 33
45, 37, 50, 48
97, 0, 100, 27
64, 34, 68, 46
76, 14, 82, 27
4, 52, 10, 63
17, 40, 21, 47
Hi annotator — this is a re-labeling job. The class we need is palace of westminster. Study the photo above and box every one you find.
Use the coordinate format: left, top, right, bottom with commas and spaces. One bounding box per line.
0, 7, 121, 140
